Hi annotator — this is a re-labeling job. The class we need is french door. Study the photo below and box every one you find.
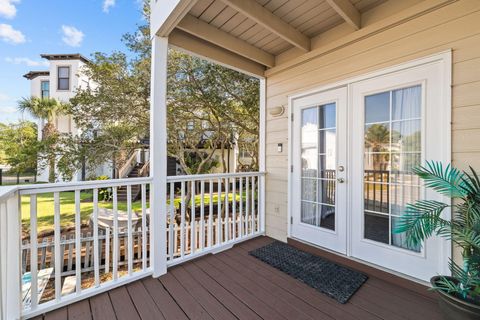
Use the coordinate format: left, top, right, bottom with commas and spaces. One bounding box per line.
290, 54, 450, 281
291, 87, 348, 254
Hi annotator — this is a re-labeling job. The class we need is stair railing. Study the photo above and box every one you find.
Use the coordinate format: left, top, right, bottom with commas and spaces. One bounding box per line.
118, 150, 139, 179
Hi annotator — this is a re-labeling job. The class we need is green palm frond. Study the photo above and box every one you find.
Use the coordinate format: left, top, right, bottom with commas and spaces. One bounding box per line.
394, 200, 449, 247
460, 166, 480, 197
449, 227, 480, 250
413, 161, 466, 198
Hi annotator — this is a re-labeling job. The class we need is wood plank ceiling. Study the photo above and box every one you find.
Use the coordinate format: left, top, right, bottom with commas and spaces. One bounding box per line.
173, 0, 387, 70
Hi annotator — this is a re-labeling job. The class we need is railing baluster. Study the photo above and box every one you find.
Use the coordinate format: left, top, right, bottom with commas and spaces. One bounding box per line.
239, 177, 243, 238
191, 181, 195, 254
112, 187, 119, 281
105, 227, 110, 274
54, 192, 61, 301
233, 177, 236, 240
142, 184, 147, 270
168, 182, 174, 260
252, 176, 256, 233
93, 188, 100, 287
217, 178, 222, 244
29, 194, 38, 310
180, 181, 185, 258
127, 185, 133, 275
200, 180, 205, 250
208, 179, 213, 248
225, 178, 229, 242
246, 177, 250, 235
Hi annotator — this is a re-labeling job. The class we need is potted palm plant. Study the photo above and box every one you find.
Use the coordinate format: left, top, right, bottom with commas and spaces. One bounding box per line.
395, 161, 480, 320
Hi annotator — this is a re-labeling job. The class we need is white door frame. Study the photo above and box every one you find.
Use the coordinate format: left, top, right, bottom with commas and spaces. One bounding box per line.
287, 50, 452, 280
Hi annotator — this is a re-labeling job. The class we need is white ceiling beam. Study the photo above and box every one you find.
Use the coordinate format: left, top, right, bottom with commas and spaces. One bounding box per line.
325, 0, 361, 30
220, 0, 310, 52
169, 29, 266, 77
177, 14, 275, 67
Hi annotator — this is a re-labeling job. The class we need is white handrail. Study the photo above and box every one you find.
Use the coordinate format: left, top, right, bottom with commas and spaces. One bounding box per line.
167, 171, 266, 182
18, 177, 153, 195
118, 150, 139, 179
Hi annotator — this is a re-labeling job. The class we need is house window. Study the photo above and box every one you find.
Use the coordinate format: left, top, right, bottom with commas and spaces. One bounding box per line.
57, 66, 70, 90
40, 81, 49, 98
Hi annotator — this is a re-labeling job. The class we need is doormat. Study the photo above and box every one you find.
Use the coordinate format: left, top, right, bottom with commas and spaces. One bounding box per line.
249, 241, 368, 304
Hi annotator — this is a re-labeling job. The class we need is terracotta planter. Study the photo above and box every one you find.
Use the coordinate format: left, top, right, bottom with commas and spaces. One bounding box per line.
430, 276, 480, 320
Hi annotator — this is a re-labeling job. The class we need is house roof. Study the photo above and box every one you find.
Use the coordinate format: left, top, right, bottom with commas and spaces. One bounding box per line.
40, 53, 90, 63
23, 71, 50, 80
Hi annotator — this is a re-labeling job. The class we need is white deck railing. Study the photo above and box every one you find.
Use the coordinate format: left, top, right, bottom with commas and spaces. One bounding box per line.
0, 171, 265, 319
166, 172, 265, 266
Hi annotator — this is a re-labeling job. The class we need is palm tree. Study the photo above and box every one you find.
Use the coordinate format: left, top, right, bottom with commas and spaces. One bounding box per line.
364, 124, 391, 171
18, 97, 69, 182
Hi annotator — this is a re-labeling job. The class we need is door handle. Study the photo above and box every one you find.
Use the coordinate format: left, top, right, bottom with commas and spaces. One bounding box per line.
337, 178, 345, 183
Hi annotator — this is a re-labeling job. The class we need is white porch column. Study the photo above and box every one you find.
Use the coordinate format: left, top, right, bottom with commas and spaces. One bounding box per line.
150, 35, 168, 277
0, 193, 21, 320
259, 78, 266, 234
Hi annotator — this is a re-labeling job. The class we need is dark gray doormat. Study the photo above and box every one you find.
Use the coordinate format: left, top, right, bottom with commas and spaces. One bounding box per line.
249, 241, 368, 304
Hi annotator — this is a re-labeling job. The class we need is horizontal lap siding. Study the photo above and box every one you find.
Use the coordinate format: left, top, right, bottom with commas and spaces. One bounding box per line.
264, 0, 480, 241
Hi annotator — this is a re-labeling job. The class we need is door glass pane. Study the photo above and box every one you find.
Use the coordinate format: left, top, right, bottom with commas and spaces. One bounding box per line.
301, 103, 336, 231
319, 103, 336, 128
301, 178, 317, 202
365, 92, 389, 123
301, 107, 318, 177
363, 85, 422, 252
391, 120, 421, 152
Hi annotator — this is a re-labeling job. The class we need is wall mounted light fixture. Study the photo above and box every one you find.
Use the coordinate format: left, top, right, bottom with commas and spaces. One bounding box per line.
269, 105, 285, 117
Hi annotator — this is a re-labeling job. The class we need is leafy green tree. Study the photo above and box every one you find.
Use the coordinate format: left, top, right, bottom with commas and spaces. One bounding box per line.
69, 2, 259, 179
17, 97, 68, 182
0, 121, 38, 175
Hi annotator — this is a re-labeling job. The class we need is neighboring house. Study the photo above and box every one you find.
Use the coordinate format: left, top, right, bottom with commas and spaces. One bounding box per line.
23, 54, 111, 182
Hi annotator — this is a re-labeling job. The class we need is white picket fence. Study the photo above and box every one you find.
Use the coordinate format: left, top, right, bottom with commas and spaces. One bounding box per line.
0, 172, 265, 319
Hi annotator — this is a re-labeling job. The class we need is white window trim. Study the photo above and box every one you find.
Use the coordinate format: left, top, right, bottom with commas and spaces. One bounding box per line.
57, 65, 71, 91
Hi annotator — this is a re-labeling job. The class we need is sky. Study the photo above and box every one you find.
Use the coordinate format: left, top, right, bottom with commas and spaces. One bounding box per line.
0, 0, 145, 123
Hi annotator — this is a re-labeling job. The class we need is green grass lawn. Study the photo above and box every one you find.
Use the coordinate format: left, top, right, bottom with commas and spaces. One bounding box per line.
21, 191, 247, 234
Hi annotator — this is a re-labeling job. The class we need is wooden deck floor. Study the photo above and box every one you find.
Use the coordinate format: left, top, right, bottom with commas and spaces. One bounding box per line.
33, 236, 443, 320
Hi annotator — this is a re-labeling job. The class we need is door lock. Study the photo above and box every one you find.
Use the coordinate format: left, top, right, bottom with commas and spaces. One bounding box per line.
337, 178, 345, 183
338, 166, 345, 172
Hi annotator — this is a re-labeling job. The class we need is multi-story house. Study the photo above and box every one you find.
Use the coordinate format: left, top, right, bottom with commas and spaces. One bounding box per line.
23, 54, 110, 182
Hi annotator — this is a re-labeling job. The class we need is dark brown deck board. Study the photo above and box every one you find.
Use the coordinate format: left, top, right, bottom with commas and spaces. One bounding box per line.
194, 258, 288, 320
170, 266, 237, 320
44, 307, 68, 320
35, 236, 442, 320
215, 249, 335, 320
108, 286, 141, 320
67, 299, 92, 320
127, 281, 166, 320
142, 277, 188, 320
206, 253, 319, 320
181, 262, 262, 320
89, 293, 116, 320
160, 272, 213, 320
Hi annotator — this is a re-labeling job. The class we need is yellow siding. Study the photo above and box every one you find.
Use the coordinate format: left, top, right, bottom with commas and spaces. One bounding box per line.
264, 0, 480, 241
